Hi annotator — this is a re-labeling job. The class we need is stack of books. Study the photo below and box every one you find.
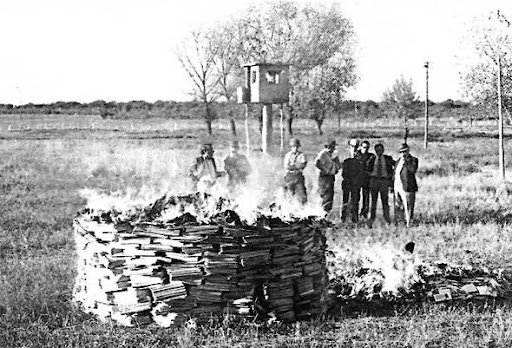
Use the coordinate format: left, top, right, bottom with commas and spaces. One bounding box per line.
73, 198, 329, 327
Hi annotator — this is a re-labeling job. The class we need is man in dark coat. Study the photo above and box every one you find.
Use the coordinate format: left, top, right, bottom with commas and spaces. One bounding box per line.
367, 143, 395, 226
341, 139, 366, 223
355, 140, 374, 218
393, 143, 419, 227
314, 139, 342, 212
189, 143, 222, 191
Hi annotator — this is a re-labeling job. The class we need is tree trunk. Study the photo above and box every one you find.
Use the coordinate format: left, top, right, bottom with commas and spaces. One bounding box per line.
205, 103, 213, 136
205, 119, 212, 136
230, 118, 236, 136
315, 118, 324, 136
287, 115, 293, 136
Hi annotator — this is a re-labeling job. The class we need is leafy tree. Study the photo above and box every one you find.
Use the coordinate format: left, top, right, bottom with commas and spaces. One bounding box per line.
299, 52, 357, 134
458, 10, 512, 118
229, 0, 356, 135
382, 76, 420, 141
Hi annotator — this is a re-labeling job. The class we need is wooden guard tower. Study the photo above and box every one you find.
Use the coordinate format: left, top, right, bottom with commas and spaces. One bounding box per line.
237, 63, 290, 154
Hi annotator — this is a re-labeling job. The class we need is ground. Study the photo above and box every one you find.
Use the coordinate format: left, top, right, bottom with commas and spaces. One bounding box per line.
2, 114, 512, 347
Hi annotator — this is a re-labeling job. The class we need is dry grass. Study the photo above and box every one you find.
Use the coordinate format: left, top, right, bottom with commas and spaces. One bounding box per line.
2, 115, 512, 347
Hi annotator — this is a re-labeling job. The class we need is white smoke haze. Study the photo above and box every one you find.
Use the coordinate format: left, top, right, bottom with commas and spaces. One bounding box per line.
79, 147, 326, 223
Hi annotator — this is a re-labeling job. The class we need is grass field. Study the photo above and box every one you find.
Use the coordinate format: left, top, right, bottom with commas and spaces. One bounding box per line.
2, 113, 512, 347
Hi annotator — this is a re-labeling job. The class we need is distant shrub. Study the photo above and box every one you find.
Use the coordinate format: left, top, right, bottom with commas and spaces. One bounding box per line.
419, 162, 480, 177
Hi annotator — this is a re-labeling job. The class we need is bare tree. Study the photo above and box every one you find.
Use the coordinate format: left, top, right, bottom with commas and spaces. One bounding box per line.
209, 24, 244, 136
175, 29, 221, 136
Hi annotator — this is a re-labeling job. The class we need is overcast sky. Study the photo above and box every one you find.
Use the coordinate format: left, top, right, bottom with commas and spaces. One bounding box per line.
0, 0, 510, 104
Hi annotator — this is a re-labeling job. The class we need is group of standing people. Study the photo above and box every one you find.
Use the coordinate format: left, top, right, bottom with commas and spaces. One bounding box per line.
189, 137, 419, 227
284, 138, 419, 227
189, 140, 251, 192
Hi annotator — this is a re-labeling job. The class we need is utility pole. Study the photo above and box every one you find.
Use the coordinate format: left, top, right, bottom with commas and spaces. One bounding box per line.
424, 61, 429, 149
496, 9, 508, 181
498, 55, 506, 180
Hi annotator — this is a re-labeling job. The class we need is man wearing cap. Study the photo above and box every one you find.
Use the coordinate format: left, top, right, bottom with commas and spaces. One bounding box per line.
284, 138, 308, 204
341, 139, 366, 223
356, 140, 374, 218
394, 143, 419, 227
367, 143, 395, 226
190, 143, 222, 191
314, 140, 342, 212
224, 140, 251, 188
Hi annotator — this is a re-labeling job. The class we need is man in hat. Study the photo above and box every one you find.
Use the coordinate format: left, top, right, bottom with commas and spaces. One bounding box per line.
224, 140, 251, 188
341, 139, 366, 222
393, 143, 419, 227
356, 140, 374, 218
189, 143, 223, 191
314, 139, 342, 212
284, 138, 308, 204
367, 143, 395, 226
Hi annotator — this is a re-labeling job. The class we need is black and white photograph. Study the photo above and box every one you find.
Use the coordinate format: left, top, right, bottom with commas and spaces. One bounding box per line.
2, 0, 512, 346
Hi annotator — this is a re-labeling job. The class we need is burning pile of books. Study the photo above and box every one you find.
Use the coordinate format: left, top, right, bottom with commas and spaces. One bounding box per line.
73, 194, 328, 327
326, 243, 512, 310
421, 263, 512, 303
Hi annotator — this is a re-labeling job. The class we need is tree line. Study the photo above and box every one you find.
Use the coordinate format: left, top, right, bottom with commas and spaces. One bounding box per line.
172, 1, 512, 136
0, 98, 489, 125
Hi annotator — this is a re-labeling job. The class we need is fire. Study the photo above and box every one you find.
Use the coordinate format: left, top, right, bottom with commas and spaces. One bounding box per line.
79, 152, 327, 225
327, 243, 424, 301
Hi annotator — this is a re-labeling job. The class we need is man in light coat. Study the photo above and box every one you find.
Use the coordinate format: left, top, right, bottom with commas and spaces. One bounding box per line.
284, 138, 308, 204
314, 140, 342, 212
393, 143, 419, 227
224, 140, 251, 188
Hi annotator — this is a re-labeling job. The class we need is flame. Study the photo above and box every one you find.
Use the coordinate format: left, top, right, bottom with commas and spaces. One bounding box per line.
328, 243, 424, 300
80, 151, 327, 224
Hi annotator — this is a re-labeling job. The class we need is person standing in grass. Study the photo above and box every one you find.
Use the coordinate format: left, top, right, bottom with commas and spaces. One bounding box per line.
356, 140, 374, 219
314, 139, 342, 212
190, 143, 223, 191
341, 139, 366, 222
393, 143, 419, 227
284, 138, 308, 204
224, 140, 251, 188
367, 143, 395, 226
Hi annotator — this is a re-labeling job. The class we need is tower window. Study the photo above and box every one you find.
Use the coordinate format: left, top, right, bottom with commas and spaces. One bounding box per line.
265, 71, 280, 84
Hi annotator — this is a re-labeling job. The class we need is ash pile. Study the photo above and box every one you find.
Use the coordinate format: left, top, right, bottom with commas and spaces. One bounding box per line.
73, 193, 329, 327
327, 244, 512, 312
